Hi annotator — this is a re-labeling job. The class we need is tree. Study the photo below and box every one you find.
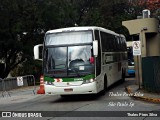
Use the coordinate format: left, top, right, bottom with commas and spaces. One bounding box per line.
39, 0, 99, 28
1, 0, 153, 78
139, 0, 160, 11
145, 0, 160, 19
0, 0, 43, 78
0, 0, 100, 78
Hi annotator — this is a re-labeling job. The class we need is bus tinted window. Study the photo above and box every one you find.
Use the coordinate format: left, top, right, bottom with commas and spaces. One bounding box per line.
101, 32, 115, 52
123, 37, 127, 51
95, 30, 99, 40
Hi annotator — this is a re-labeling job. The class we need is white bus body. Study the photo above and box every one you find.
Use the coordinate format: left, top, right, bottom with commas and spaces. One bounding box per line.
34, 26, 128, 95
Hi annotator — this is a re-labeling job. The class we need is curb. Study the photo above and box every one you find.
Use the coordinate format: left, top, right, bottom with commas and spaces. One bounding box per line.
125, 87, 160, 104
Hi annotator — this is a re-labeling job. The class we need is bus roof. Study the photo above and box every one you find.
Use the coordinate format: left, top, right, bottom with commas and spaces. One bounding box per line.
46, 26, 120, 36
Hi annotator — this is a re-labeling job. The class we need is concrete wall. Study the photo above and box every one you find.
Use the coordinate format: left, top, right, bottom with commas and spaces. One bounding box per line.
122, 18, 160, 86
146, 33, 160, 56
123, 18, 160, 57
122, 18, 158, 35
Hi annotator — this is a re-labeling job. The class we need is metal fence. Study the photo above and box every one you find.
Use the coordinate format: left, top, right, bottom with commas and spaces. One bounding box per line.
0, 75, 36, 97
142, 56, 160, 93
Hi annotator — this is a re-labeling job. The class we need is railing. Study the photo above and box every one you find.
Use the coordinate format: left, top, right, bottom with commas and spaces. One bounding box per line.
0, 75, 36, 97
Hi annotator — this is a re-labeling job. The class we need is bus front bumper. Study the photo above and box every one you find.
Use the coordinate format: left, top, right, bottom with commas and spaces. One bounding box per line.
44, 82, 97, 95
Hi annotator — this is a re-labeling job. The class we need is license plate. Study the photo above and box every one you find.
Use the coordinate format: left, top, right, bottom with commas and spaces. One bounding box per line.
64, 88, 73, 92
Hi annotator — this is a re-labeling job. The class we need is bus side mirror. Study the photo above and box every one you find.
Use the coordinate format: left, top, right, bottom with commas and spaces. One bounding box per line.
34, 44, 43, 61
93, 40, 98, 57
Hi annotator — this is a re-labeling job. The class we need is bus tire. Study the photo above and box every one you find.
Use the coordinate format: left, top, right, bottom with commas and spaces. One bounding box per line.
101, 75, 107, 95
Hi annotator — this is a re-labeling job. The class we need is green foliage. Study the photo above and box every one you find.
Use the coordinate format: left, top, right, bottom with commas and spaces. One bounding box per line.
0, 0, 148, 78
11, 60, 41, 76
11, 60, 42, 82
0, 0, 43, 78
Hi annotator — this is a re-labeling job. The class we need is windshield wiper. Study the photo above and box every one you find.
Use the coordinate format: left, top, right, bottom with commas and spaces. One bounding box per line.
55, 64, 66, 69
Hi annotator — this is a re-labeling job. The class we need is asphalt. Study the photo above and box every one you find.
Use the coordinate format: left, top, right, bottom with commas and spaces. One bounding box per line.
0, 78, 160, 104
125, 77, 160, 103
0, 86, 41, 104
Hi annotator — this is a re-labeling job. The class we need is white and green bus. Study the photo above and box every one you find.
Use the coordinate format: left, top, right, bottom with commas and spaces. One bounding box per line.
34, 26, 128, 96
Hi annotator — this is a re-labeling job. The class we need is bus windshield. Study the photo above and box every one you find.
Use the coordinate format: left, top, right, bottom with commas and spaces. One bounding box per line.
44, 45, 94, 77
45, 31, 92, 45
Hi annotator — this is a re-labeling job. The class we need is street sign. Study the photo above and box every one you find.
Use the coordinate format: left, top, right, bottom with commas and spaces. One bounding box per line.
132, 41, 141, 56
17, 77, 24, 86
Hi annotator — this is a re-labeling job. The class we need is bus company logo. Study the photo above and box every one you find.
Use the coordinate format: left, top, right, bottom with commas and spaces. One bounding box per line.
2, 112, 11, 117
54, 78, 63, 82
74, 78, 83, 81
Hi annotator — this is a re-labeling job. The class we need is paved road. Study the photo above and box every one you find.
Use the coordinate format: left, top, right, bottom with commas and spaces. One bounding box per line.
0, 78, 160, 120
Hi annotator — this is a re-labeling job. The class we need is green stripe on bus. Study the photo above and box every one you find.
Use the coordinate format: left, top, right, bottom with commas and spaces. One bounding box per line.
44, 74, 95, 82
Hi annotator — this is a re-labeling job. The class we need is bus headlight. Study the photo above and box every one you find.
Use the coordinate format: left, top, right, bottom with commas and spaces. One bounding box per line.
45, 81, 54, 85
83, 78, 95, 84
45, 81, 48, 85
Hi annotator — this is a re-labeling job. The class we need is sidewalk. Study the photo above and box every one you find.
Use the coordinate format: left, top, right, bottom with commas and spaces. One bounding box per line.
125, 81, 160, 103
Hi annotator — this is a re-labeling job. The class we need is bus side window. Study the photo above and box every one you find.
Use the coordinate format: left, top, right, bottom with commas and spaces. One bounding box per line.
101, 32, 113, 52
114, 36, 118, 52
123, 37, 127, 51
112, 35, 116, 52
108, 34, 113, 52
117, 37, 121, 52
100, 32, 107, 52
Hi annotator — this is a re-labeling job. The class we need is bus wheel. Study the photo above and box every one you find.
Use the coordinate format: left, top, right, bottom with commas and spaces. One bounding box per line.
101, 75, 107, 95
